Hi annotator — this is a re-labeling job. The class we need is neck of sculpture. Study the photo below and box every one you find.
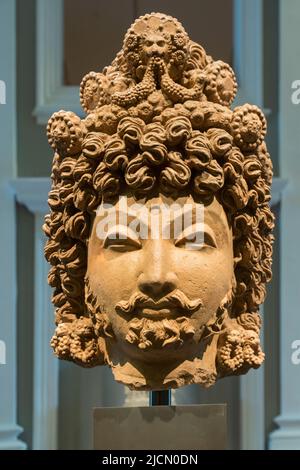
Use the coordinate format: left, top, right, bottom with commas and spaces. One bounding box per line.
105, 334, 219, 391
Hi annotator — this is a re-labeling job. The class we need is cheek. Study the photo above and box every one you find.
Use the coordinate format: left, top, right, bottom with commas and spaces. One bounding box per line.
174, 248, 233, 307
87, 251, 140, 309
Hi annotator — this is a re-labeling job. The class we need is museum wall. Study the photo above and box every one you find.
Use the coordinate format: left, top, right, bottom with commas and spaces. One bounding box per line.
16, 204, 35, 449
16, 0, 45, 449
13, 0, 280, 450
262, 0, 280, 444
16, 0, 52, 177
263, 0, 279, 176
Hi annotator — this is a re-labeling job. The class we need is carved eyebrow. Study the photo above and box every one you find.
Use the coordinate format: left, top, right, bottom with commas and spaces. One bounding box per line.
95, 206, 229, 242
204, 211, 230, 241
170, 208, 230, 245
102, 225, 142, 250
95, 211, 148, 243
97, 206, 203, 230
174, 223, 218, 248
104, 224, 140, 241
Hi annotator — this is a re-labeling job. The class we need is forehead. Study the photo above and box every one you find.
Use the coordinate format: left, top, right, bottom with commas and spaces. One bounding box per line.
94, 194, 230, 233
144, 32, 166, 40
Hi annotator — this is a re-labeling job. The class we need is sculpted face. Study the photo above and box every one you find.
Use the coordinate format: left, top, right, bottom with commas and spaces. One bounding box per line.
86, 193, 234, 387
50, 118, 70, 151
45, 13, 273, 391
83, 78, 102, 111
141, 32, 169, 62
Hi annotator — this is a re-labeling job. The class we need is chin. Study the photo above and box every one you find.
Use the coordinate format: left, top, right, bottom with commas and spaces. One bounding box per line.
114, 334, 198, 364
105, 333, 218, 391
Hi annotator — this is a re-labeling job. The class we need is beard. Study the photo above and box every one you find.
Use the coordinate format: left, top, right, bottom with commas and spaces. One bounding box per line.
115, 289, 203, 351
84, 280, 232, 353
84, 278, 236, 390
124, 315, 198, 350
85, 280, 204, 351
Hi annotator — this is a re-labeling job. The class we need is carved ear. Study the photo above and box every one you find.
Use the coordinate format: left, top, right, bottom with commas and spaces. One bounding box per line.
50, 316, 106, 367
216, 313, 265, 376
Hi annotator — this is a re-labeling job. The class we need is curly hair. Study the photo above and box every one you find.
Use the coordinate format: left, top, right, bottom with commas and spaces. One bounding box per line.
44, 13, 274, 380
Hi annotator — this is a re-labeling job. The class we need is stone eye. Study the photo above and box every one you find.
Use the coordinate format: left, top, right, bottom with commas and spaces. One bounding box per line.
174, 224, 217, 250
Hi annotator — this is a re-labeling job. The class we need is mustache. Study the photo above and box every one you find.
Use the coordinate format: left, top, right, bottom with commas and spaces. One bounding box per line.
115, 289, 202, 316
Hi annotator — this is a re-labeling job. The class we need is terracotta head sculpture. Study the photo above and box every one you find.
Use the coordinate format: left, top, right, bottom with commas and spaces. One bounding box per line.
44, 13, 274, 390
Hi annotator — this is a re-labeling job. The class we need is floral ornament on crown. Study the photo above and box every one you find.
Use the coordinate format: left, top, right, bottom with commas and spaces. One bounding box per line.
231, 104, 267, 151
47, 111, 85, 156
80, 72, 110, 114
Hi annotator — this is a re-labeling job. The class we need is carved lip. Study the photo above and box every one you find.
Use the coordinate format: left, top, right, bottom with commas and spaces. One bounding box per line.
135, 303, 179, 319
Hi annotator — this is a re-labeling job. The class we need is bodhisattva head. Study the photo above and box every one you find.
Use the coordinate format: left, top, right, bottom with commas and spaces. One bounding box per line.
44, 12, 274, 390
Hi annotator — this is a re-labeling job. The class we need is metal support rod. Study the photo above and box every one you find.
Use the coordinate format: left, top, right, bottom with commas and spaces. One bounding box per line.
149, 390, 171, 406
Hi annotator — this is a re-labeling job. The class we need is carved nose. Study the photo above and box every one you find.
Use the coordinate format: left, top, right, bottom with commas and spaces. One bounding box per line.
150, 45, 160, 56
138, 240, 178, 300
138, 272, 177, 300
